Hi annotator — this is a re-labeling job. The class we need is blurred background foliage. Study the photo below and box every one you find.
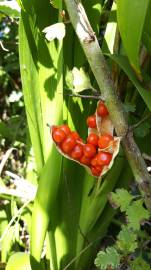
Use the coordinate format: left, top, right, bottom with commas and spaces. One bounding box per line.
0, 0, 151, 270
0, 3, 34, 268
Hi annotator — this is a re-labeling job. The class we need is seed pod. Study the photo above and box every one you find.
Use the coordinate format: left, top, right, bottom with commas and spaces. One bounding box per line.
51, 100, 121, 178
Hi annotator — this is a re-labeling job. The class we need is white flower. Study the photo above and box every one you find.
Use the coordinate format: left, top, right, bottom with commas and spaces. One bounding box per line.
9, 91, 22, 102
42, 22, 65, 41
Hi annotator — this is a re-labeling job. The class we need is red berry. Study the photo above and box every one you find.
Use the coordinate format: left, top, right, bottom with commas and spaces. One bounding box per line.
86, 115, 97, 128
52, 129, 66, 143
98, 134, 113, 149
83, 144, 96, 158
97, 101, 109, 117
70, 131, 80, 140
51, 125, 57, 133
70, 144, 83, 160
97, 152, 112, 166
77, 137, 84, 144
91, 166, 103, 177
80, 155, 91, 166
87, 133, 99, 146
91, 155, 98, 166
59, 124, 71, 135
61, 134, 76, 154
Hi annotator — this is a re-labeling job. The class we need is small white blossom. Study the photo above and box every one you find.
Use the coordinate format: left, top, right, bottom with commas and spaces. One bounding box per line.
42, 22, 65, 41
9, 91, 22, 102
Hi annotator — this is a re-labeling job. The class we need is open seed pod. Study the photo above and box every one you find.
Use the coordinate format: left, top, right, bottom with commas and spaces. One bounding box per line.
50, 100, 121, 178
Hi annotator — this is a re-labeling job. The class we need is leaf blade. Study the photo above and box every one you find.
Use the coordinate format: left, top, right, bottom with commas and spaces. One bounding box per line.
110, 54, 151, 111
117, 0, 150, 72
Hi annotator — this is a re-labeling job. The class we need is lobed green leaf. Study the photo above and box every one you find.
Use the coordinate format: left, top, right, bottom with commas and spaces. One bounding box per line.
116, 225, 137, 255
94, 246, 120, 270
130, 256, 150, 270
126, 200, 149, 231
109, 188, 133, 212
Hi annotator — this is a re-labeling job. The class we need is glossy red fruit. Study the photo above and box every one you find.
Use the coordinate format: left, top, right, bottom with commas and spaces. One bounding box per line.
97, 152, 112, 166
86, 115, 97, 128
51, 125, 57, 133
97, 101, 109, 117
83, 144, 96, 158
91, 166, 103, 177
52, 128, 66, 143
70, 144, 83, 160
87, 133, 99, 146
61, 134, 76, 154
80, 155, 91, 166
98, 134, 113, 149
59, 124, 71, 135
91, 155, 98, 166
70, 131, 80, 140
77, 137, 84, 144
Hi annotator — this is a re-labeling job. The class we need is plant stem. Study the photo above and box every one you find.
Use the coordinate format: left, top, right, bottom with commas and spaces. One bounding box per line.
64, 0, 151, 212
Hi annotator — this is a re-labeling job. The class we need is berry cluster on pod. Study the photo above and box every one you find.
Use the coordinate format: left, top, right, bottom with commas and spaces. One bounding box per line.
51, 101, 120, 178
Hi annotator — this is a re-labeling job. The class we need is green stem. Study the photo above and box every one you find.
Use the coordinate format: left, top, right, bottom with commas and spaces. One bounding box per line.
64, 0, 151, 213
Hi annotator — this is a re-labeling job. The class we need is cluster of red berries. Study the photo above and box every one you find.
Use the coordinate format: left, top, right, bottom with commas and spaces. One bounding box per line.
52, 101, 114, 177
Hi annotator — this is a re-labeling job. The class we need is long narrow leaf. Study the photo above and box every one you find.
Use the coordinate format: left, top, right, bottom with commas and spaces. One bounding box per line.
110, 54, 151, 111
117, 0, 150, 73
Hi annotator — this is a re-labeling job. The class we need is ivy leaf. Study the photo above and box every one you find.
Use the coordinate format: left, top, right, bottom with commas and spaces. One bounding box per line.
94, 247, 120, 270
116, 225, 137, 255
130, 256, 150, 270
109, 189, 133, 212
123, 103, 136, 113
126, 200, 149, 231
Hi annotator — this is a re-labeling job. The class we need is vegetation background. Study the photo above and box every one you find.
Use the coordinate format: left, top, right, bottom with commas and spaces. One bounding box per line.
0, 0, 151, 270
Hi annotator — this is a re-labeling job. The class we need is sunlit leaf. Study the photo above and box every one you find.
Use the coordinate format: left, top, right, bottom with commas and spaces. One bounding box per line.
0, 0, 20, 17
103, 2, 117, 53
50, 0, 60, 9
6, 252, 31, 270
72, 67, 93, 92
117, 0, 150, 73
